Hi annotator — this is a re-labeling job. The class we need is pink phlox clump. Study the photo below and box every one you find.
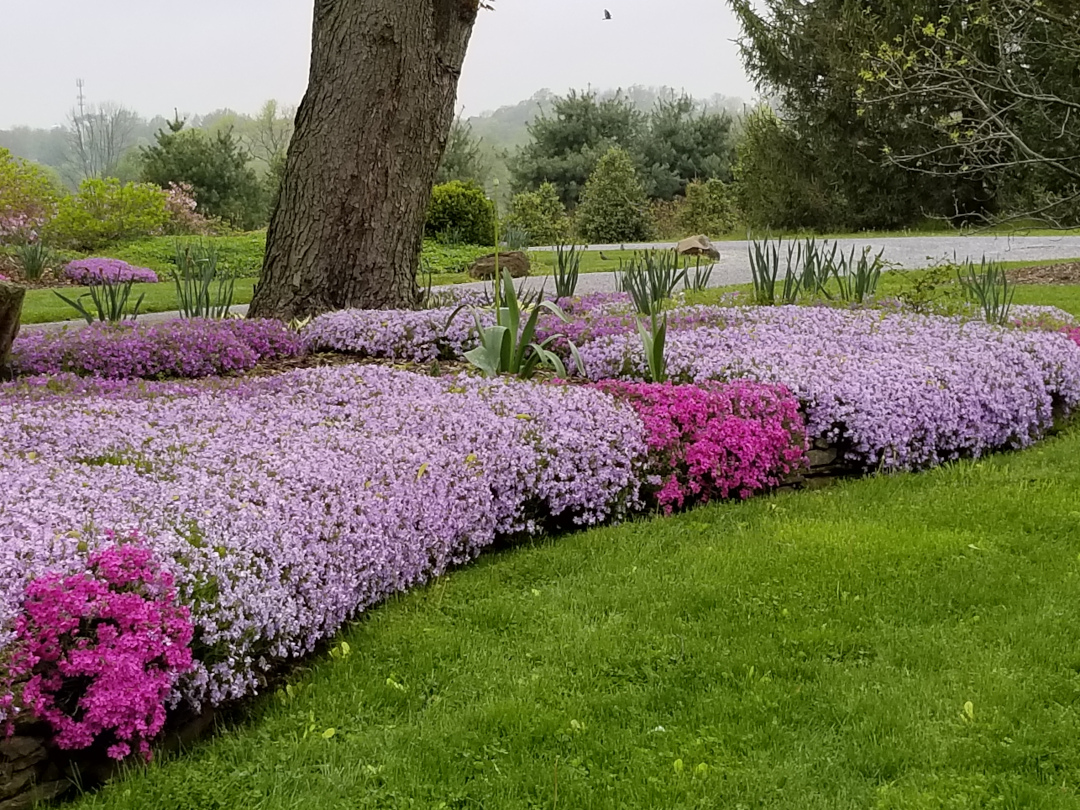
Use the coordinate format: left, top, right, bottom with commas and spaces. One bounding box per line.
6, 537, 193, 760
1064, 326, 1080, 348
594, 380, 808, 513
65, 259, 159, 286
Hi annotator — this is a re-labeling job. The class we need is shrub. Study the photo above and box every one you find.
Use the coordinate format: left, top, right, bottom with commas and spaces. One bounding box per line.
11, 318, 304, 379
426, 181, 495, 246
575, 147, 654, 244
4, 540, 193, 759
0, 147, 60, 245
141, 120, 267, 230
45, 179, 169, 251
65, 258, 159, 285
162, 183, 216, 236
504, 183, 571, 246
678, 179, 738, 236
419, 240, 491, 275
594, 380, 807, 512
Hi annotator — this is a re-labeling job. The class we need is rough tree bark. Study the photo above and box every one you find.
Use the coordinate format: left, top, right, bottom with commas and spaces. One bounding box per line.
0, 282, 26, 380
248, 0, 481, 320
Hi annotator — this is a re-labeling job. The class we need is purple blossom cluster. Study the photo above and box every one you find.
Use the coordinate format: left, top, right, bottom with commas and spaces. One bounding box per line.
0, 366, 645, 717
64, 258, 160, 286
11, 319, 305, 379
304, 306, 493, 362
4, 540, 193, 760
577, 306, 1080, 469
594, 380, 807, 513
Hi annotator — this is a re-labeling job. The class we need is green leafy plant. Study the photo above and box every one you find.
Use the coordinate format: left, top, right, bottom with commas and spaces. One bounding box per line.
14, 241, 53, 281
553, 242, 582, 299
637, 310, 669, 383
426, 181, 495, 246
575, 146, 654, 244
503, 182, 571, 245
833, 246, 886, 303
54, 280, 144, 324
682, 256, 713, 293
172, 241, 235, 319
618, 250, 687, 314
958, 257, 1015, 324
458, 269, 581, 379
502, 225, 531, 251
44, 178, 169, 252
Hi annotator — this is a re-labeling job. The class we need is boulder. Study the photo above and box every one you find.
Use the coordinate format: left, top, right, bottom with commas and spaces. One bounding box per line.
0, 282, 25, 381
467, 251, 531, 280
676, 234, 720, 261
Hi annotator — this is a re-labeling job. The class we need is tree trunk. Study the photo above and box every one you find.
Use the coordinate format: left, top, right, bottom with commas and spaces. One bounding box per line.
0, 282, 26, 381
249, 0, 480, 320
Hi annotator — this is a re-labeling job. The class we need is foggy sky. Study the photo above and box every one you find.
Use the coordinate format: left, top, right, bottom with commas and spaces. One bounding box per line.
0, 1, 756, 129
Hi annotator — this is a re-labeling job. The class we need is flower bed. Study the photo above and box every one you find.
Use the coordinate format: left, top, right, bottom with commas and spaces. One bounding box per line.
64, 258, 159, 285
11, 319, 305, 379
304, 306, 490, 362
578, 306, 1080, 469
594, 380, 807, 512
0, 366, 645, 736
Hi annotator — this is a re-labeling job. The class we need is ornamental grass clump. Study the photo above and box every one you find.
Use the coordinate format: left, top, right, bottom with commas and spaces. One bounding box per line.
0, 366, 645, 718
3, 539, 193, 760
595, 380, 807, 513
10, 318, 304, 379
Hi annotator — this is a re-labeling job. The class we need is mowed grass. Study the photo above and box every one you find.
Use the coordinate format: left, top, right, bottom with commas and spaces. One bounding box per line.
70, 423, 1080, 810
19, 279, 260, 325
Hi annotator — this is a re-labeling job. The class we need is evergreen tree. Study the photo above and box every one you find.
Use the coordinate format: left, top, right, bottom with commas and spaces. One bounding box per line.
141, 116, 266, 230
575, 147, 653, 243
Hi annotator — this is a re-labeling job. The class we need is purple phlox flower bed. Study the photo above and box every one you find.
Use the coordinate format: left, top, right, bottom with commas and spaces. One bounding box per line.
0, 366, 645, 730
577, 306, 1080, 470
11, 319, 305, 380
304, 306, 494, 362
594, 380, 807, 513
65, 258, 160, 285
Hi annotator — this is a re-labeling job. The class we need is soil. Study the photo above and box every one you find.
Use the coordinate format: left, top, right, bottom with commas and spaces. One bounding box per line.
1006, 262, 1080, 285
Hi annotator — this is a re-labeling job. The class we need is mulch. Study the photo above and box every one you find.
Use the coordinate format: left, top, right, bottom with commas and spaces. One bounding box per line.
1006, 262, 1080, 285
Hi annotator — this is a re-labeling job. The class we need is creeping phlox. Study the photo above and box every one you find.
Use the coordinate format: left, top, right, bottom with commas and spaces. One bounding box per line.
594, 380, 807, 513
0, 366, 645, 749
2, 538, 193, 760
64, 258, 160, 286
11, 318, 305, 379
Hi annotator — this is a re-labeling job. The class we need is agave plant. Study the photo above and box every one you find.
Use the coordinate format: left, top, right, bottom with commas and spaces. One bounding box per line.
456, 269, 582, 379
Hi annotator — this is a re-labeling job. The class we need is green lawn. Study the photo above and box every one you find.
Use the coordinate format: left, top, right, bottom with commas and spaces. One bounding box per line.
70, 423, 1080, 809
19, 279, 260, 325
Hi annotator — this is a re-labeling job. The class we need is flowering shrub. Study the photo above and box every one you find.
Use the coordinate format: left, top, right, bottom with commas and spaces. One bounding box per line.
163, 183, 215, 236
44, 179, 169, 251
65, 258, 160, 286
0, 366, 644, 719
577, 306, 1080, 470
4, 540, 193, 760
596, 380, 807, 512
0, 148, 59, 245
11, 318, 305, 379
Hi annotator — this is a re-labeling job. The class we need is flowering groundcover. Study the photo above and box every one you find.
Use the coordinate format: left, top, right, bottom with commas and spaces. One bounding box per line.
0, 365, 648, 747
64, 258, 159, 286
11, 319, 305, 379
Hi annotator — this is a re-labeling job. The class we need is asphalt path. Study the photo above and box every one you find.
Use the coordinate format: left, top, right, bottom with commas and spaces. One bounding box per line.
24, 234, 1080, 330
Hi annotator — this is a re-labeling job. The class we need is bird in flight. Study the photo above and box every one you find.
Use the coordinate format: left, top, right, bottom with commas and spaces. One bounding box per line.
604, 9, 612, 20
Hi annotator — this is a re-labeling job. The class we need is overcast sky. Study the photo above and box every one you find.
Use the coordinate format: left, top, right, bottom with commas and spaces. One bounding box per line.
0, 0, 756, 129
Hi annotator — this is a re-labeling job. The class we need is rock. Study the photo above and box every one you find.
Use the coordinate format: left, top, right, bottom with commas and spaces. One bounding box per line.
806, 447, 839, 468
0, 282, 25, 381
467, 251, 531, 280
675, 235, 720, 261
